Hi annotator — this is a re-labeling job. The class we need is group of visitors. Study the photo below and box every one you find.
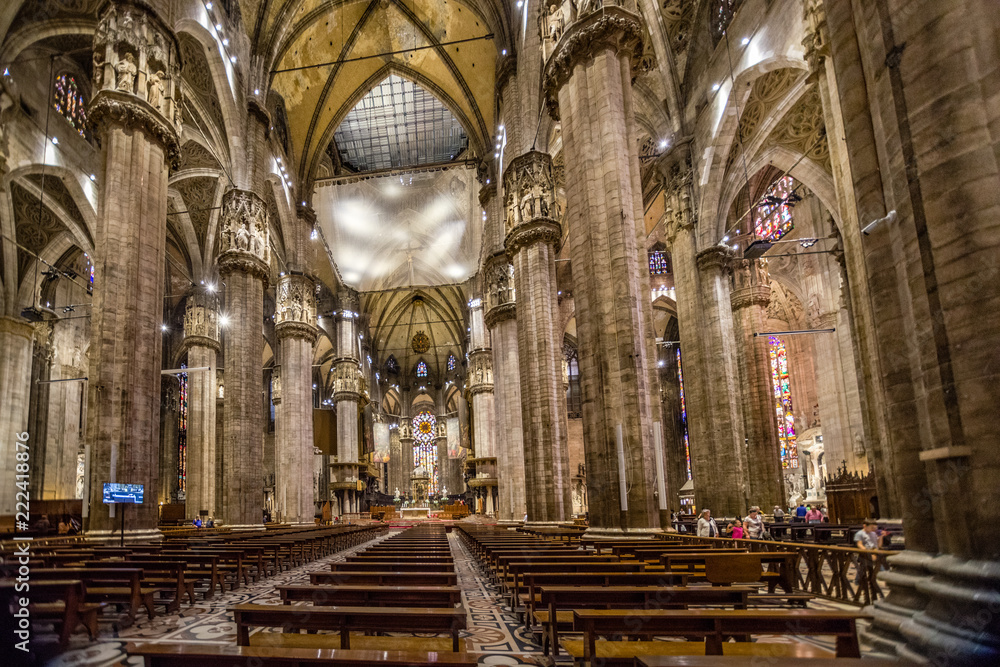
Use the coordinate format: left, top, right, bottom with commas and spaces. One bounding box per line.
695, 506, 770, 539
191, 516, 215, 528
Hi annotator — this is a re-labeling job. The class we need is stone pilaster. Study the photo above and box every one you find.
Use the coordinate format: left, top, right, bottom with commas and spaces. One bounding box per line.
0, 317, 35, 516
730, 259, 784, 509
85, 1, 181, 536
274, 274, 319, 524
182, 291, 220, 520
217, 188, 269, 527
544, 4, 663, 534
158, 376, 179, 505
503, 151, 572, 523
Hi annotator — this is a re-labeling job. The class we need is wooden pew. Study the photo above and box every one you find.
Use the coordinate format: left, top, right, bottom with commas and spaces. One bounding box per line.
232, 603, 468, 653
564, 609, 869, 666
519, 571, 690, 628
506, 561, 645, 604
330, 562, 456, 573
27, 567, 156, 626
309, 571, 458, 586
536, 585, 752, 657
84, 560, 193, 611
127, 642, 480, 666
636, 658, 910, 667
278, 585, 461, 607
661, 552, 800, 595
0, 579, 103, 648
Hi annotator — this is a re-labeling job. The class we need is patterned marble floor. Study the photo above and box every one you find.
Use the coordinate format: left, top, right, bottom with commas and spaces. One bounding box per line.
39, 528, 874, 666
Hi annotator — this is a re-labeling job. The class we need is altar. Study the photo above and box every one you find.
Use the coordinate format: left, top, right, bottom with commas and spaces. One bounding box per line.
401, 507, 430, 519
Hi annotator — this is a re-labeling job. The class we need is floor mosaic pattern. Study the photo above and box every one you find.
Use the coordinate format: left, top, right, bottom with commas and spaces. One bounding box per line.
39, 528, 874, 666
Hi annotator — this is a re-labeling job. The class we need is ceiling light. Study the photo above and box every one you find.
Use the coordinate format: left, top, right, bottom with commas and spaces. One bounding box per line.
50, 136, 58, 145
502, 49, 507, 56
659, 140, 667, 149
741, 37, 750, 46
222, 38, 229, 46
215, 23, 222, 31
254, 88, 260, 95
161, 324, 168, 332
206, 283, 215, 292
219, 314, 230, 327
517, 1, 523, 7
494, 152, 499, 158
89, 174, 96, 181
712, 83, 720, 91
301, 201, 307, 206
722, 235, 729, 243
230, 55, 236, 64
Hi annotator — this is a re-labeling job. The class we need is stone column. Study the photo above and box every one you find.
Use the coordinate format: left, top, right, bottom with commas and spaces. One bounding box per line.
274, 274, 319, 524
331, 299, 362, 516
85, 2, 181, 536
503, 151, 571, 524
661, 147, 748, 519
730, 259, 784, 509
484, 243, 526, 523
182, 292, 219, 520
0, 317, 35, 516
467, 295, 497, 514
42, 328, 86, 500
543, 4, 663, 534
398, 421, 413, 506
217, 189, 269, 527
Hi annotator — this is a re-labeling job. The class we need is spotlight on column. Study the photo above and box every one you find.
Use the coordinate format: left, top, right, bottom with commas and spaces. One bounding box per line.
219, 314, 230, 327
161, 324, 169, 332
743, 239, 773, 259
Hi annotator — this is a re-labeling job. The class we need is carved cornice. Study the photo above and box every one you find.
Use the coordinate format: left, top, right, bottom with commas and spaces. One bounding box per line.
0, 315, 35, 340
542, 6, 643, 120
696, 245, 737, 273
484, 302, 516, 329
297, 203, 317, 226
275, 320, 319, 343
89, 90, 180, 168
478, 182, 497, 207
217, 250, 269, 284
730, 285, 771, 311
505, 218, 562, 256
179, 334, 221, 356
333, 390, 361, 403
468, 383, 494, 397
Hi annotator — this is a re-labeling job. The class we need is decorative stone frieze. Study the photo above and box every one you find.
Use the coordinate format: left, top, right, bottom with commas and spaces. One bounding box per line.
218, 189, 270, 281
331, 359, 363, 400
467, 349, 494, 396
270, 366, 281, 403
183, 292, 220, 352
505, 219, 562, 256
90, 2, 182, 161
542, 5, 643, 119
696, 245, 736, 273
483, 252, 516, 328
503, 151, 557, 234
275, 274, 318, 343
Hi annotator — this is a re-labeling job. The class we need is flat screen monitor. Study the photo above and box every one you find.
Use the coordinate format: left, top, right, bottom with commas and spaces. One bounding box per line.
102, 483, 144, 504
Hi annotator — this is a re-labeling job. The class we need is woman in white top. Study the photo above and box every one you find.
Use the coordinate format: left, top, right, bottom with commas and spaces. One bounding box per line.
696, 509, 719, 537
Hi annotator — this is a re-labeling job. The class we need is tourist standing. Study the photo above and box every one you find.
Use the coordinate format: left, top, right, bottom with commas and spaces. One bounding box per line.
727, 519, 744, 539
697, 509, 719, 537
795, 502, 807, 521
853, 520, 884, 583
744, 507, 765, 539
805, 505, 823, 523
773, 505, 785, 522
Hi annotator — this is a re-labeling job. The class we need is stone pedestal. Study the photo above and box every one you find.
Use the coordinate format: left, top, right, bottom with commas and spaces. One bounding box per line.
543, 5, 663, 533
274, 274, 319, 524
183, 292, 219, 520
218, 189, 269, 527
731, 260, 784, 509
503, 151, 572, 524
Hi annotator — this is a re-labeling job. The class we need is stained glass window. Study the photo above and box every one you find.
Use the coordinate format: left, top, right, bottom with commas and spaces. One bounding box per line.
178, 365, 188, 492
53, 73, 88, 138
768, 337, 798, 469
386, 356, 399, 374
676, 349, 692, 480
416, 360, 428, 378
412, 411, 439, 495
711, 0, 744, 42
754, 175, 795, 241
649, 250, 671, 275
447, 354, 456, 372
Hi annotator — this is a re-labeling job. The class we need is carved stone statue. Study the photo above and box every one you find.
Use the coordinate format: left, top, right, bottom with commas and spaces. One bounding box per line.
115, 53, 137, 93
547, 3, 565, 42
92, 53, 104, 89
147, 70, 164, 111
